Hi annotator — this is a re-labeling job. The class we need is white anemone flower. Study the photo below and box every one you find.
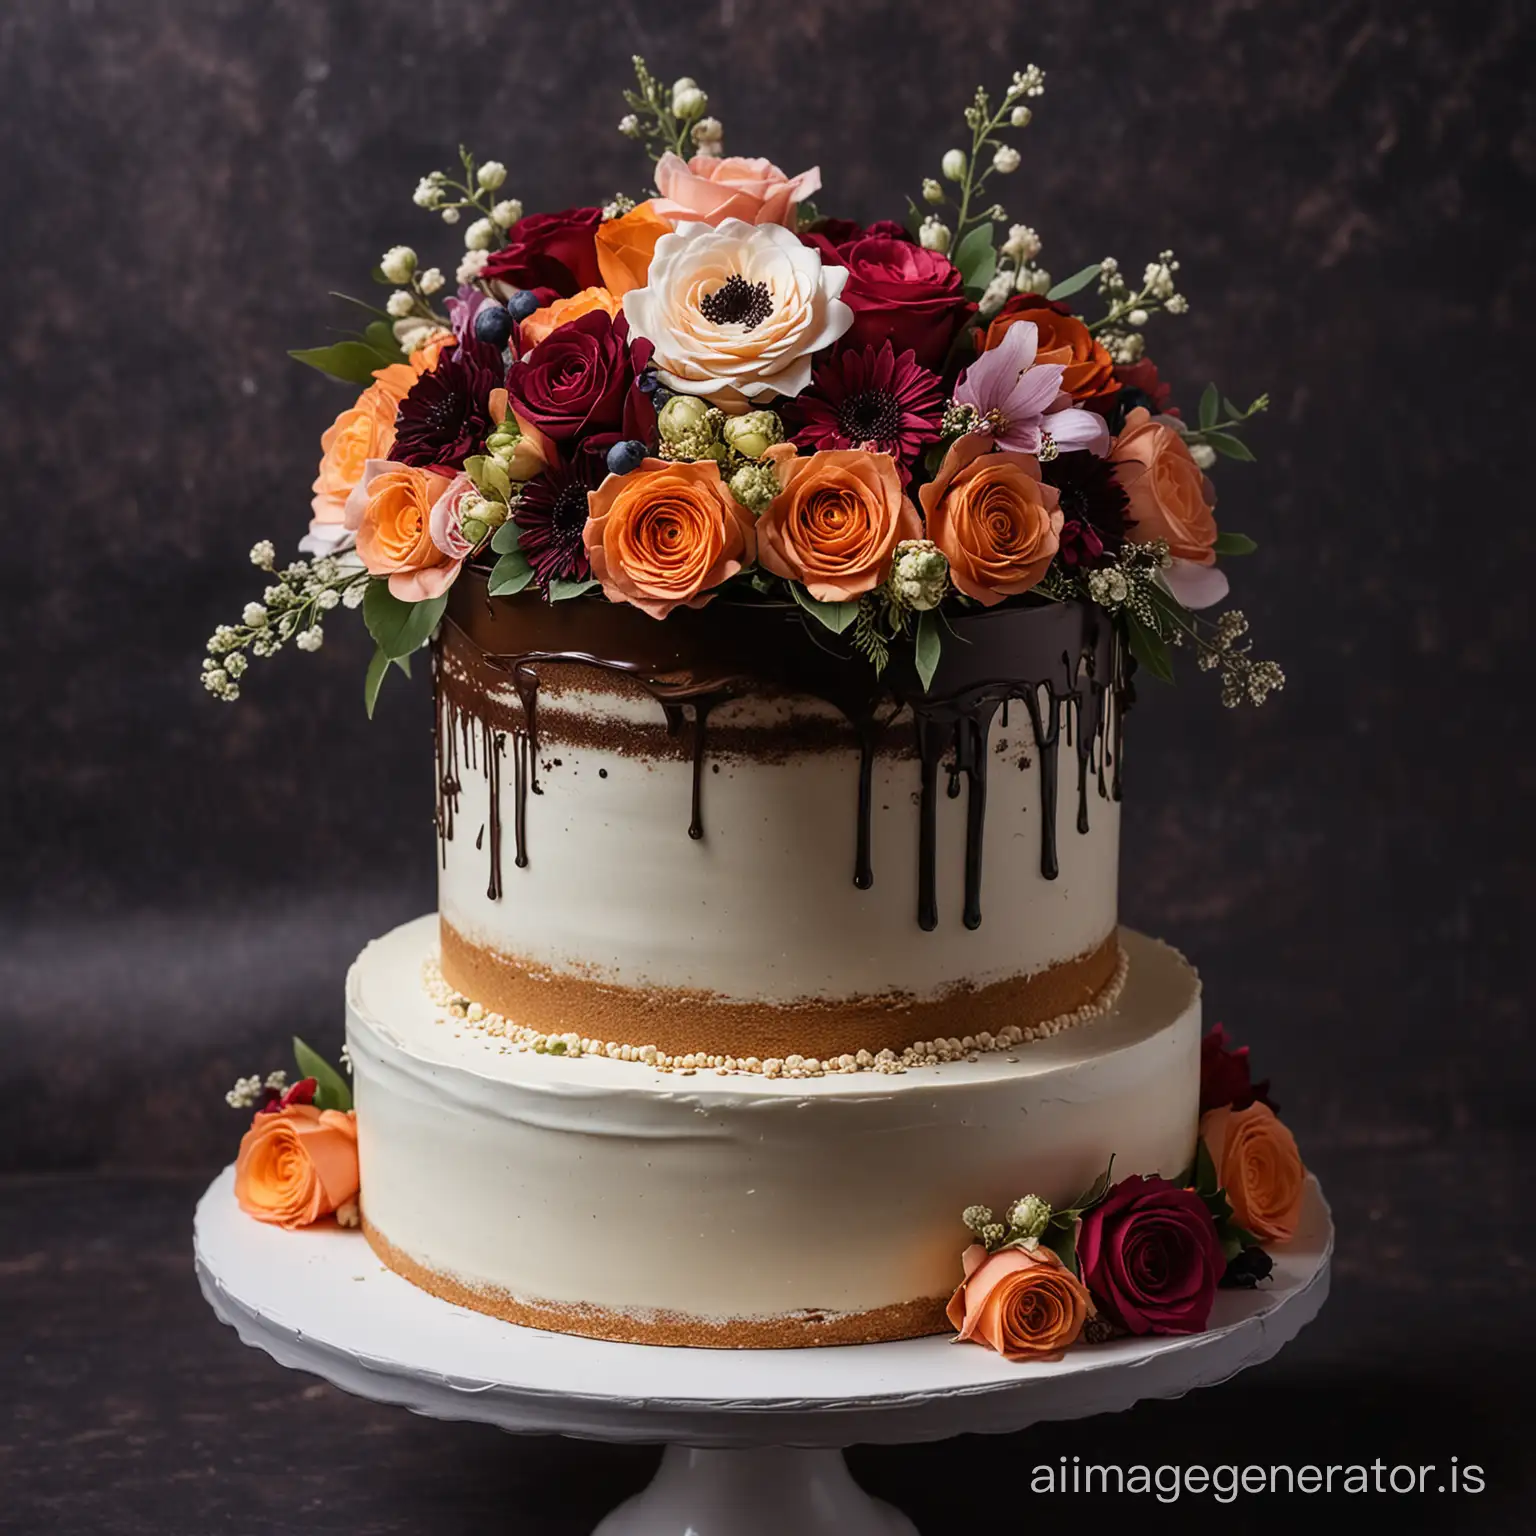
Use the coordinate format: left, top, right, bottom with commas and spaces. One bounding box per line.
622, 219, 853, 409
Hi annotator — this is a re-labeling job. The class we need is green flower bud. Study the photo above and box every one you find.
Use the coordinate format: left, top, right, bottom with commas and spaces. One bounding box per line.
1006, 1192, 1052, 1245
887, 539, 949, 612
460, 516, 489, 547
658, 393, 712, 444
722, 410, 783, 460
728, 461, 780, 513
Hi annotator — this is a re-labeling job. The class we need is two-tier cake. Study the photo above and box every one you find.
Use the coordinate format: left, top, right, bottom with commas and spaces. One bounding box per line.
212, 58, 1303, 1362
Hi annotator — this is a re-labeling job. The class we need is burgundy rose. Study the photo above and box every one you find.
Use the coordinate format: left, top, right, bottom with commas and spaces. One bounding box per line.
1199, 1025, 1276, 1115
822, 236, 976, 370
801, 217, 914, 265
1077, 1175, 1226, 1336
505, 310, 644, 443
389, 339, 499, 472
255, 1077, 317, 1116
1114, 358, 1176, 416
481, 207, 604, 302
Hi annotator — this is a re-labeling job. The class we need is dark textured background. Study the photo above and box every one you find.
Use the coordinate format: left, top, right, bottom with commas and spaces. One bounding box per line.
2, 1, 1533, 1531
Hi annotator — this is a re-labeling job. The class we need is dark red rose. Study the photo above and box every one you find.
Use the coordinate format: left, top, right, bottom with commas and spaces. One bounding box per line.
1113, 358, 1175, 416
826, 236, 976, 370
1077, 1175, 1226, 1336
390, 339, 499, 472
481, 207, 604, 302
1199, 1025, 1276, 1115
505, 310, 640, 442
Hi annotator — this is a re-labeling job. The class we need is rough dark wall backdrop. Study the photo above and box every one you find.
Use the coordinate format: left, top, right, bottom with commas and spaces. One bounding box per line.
1, 0, 1531, 1173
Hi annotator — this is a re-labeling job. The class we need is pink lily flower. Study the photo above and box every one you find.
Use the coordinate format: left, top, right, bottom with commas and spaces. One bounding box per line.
953, 322, 1112, 458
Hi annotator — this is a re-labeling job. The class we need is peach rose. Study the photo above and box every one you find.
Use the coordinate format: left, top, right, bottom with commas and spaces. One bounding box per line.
756, 445, 921, 602
946, 1242, 1093, 1361
351, 461, 461, 602
1111, 406, 1219, 565
983, 298, 1116, 401
583, 459, 756, 619
519, 286, 623, 350
918, 437, 1063, 606
1199, 1102, 1306, 1244
234, 1105, 359, 1230
651, 152, 820, 229
409, 330, 457, 372
594, 201, 672, 297
309, 363, 418, 527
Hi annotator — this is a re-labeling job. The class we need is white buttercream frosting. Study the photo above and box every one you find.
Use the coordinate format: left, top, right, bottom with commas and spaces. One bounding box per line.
348, 917, 1199, 1326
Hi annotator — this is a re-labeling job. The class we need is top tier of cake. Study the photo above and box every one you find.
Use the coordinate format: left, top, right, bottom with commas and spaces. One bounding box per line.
434, 568, 1128, 1064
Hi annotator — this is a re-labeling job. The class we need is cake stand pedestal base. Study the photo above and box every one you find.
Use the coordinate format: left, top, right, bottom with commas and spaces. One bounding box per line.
594, 1446, 915, 1536
196, 1168, 1330, 1536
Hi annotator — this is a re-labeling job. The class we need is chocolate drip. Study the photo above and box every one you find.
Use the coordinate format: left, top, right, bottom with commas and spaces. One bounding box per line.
433, 569, 1129, 931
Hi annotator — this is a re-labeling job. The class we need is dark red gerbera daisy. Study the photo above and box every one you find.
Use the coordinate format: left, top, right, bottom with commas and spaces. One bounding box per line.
787, 341, 943, 483
389, 339, 500, 473
511, 453, 603, 587
1042, 450, 1130, 568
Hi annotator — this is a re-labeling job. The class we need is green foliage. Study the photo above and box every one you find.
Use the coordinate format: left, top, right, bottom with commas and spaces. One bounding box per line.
791, 584, 859, 634
1199, 383, 1221, 430
1203, 430, 1256, 462
289, 340, 397, 386
914, 610, 943, 691
1125, 610, 1175, 684
953, 222, 997, 293
488, 552, 536, 597
362, 581, 448, 660
1212, 531, 1258, 556
1046, 262, 1102, 302
490, 519, 523, 555
549, 578, 600, 601
292, 1037, 352, 1113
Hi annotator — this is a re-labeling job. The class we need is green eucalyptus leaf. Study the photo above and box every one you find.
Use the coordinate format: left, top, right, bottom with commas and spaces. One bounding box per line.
490, 518, 523, 554
1045, 262, 1102, 302
362, 320, 406, 364
1199, 383, 1220, 430
791, 584, 859, 634
487, 552, 535, 597
914, 609, 942, 691
1204, 430, 1256, 462
292, 1036, 352, 1113
1125, 612, 1175, 684
1040, 1216, 1080, 1275
1066, 1155, 1116, 1214
289, 340, 394, 386
952, 223, 997, 291
549, 577, 600, 602
1212, 530, 1258, 556
362, 581, 448, 660
1223, 396, 1244, 421
364, 645, 391, 719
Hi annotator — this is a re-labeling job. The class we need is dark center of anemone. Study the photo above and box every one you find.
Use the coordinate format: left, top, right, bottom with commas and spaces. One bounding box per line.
836, 388, 901, 445
699, 274, 773, 330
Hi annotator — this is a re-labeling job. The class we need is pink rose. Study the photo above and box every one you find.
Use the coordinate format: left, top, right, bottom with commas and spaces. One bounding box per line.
651, 153, 821, 229
428, 472, 479, 561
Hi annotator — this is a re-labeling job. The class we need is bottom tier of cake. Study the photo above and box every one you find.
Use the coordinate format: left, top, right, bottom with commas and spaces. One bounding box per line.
346, 916, 1201, 1348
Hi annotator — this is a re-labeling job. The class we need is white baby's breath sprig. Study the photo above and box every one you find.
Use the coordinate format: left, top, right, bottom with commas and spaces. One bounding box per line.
621, 56, 721, 163
1089, 248, 1188, 336
202, 551, 370, 702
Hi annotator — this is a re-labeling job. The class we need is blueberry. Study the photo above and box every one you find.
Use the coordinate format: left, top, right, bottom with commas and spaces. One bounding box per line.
473, 304, 514, 348
505, 289, 540, 322
636, 368, 660, 395
651, 386, 673, 410
605, 439, 648, 477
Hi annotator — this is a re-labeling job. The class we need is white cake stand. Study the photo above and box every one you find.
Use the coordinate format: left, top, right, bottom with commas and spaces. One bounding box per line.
196, 1167, 1331, 1536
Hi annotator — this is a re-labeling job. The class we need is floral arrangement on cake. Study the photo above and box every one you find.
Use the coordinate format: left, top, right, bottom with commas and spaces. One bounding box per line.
949, 1026, 1305, 1360
203, 58, 1281, 711
225, 1039, 359, 1230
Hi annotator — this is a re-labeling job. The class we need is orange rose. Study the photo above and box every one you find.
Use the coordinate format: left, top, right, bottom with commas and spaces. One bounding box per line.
234, 1105, 359, 1230
584, 459, 756, 619
1111, 406, 1219, 565
594, 202, 671, 297
354, 462, 461, 602
1199, 1102, 1306, 1244
520, 286, 623, 350
309, 363, 418, 527
946, 1242, 1093, 1361
409, 330, 457, 372
756, 445, 921, 602
983, 297, 1116, 400
919, 437, 1063, 606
